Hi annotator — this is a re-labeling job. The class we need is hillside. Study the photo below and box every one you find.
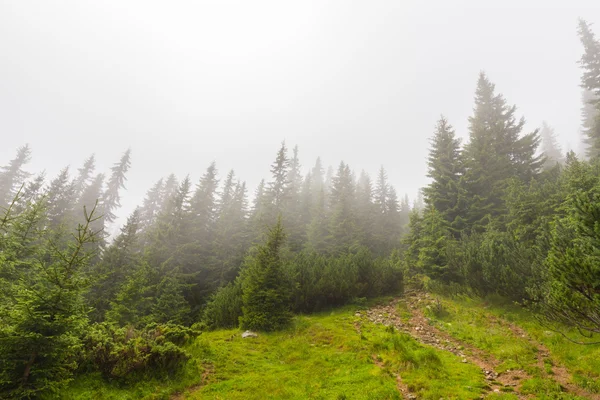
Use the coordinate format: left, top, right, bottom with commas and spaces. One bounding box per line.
63, 292, 600, 400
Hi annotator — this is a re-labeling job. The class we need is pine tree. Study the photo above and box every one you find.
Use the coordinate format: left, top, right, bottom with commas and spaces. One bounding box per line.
0, 200, 99, 397
102, 149, 132, 224
266, 142, 290, 219
355, 170, 375, 249
306, 188, 330, 253
417, 207, 453, 281
45, 167, 77, 228
539, 122, 564, 167
72, 155, 96, 198
239, 218, 291, 331
462, 73, 541, 231
0, 145, 32, 208
578, 20, 600, 159
422, 117, 466, 236
581, 89, 599, 159
328, 162, 357, 254
214, 179, 249, 289
13, 173, 46, 214
138, 178, 164, 236
311, 157, 325, 195
86, 209, 142, 322
159, 174, 179, 212
190, 162, 219, 238
284, 146, 305, 251
75, 173, 105, 241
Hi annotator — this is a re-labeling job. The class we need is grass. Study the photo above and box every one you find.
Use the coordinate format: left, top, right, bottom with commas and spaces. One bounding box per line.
421, 293, 600, 397
63, 305, 487, 399
62, 293, 600, 399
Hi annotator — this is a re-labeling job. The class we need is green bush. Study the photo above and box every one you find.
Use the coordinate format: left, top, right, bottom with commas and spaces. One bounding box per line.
79, 323, 196, 381
202, 280, 243, 330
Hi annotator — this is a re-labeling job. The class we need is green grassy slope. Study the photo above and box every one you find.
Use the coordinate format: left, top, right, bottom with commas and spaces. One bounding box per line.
62, 296, 600, 400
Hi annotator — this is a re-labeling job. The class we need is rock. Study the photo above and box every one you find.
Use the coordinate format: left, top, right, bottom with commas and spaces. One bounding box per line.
242, 330, 258, 338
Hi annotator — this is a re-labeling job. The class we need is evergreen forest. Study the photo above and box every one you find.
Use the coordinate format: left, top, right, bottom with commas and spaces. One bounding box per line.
1, 17, 600, 400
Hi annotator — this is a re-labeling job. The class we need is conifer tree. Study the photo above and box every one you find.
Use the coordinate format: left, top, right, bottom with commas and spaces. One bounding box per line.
159, 173, 179, 212
539, 122, 564, 167
101, 149, 131, 224
422, 117, 465, 235
240, 218, 291, 331
462, 73, 541, 231
0, 145, 32, 208
267, 142, 290, 219
86, 209, 142, 322
328, 162, 357, 254
13, 173, 45, 214
306, 188, 330, 253
580, 89, 599, 159
138, 178, 164, 236
311, 157, 325, 195
190, 162, 219, 239
75, 173, 105, 241
72, 155, 95, 198
284, 146, 305, 251
0, 200, 98, 397
578, 20, 600, 159
45, 167, 77, 228
355, 170, 375, 249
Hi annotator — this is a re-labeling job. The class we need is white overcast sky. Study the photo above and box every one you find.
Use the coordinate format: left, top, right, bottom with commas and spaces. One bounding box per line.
1, 0, 599, 231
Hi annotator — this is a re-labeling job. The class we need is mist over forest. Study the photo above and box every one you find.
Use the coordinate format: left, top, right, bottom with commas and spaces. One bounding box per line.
2, 2, 600, 399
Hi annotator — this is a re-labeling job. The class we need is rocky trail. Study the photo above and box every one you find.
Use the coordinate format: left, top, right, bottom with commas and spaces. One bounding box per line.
358, 292, 599, 400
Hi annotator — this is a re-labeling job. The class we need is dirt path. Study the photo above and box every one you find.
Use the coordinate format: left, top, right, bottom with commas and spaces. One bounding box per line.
501, 319, 600, 400
360, 292, 600, 400
361, 293, 529, 398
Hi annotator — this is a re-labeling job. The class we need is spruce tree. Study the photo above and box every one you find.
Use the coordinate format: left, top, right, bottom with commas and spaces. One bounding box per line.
72, 154, 95, 198
138, 178, 164, 237
578, 20, 600, 159
539, 122, 564, 167
101, 149, 132, 224
328, 162, 358, 254
190, 162, 219, 239
0, 145, 32, 208
580, 89, 599, 159
0, 200, 98, 397
462, 73, 541, 231
86, 209, 142, 322
422, 117, 465, 236
266, 142, 291, 219
45, 167, 77, 229
239, 218, 291, 331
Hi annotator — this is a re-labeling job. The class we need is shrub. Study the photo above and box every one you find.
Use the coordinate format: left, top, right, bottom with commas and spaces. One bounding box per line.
202, 280, 243, 330
79, 323, 196, 381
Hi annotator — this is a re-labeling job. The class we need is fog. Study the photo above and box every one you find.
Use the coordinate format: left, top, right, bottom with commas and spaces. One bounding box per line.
1, 0, 598, 229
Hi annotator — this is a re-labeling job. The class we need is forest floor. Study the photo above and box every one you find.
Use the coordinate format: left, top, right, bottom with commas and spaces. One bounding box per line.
64, 292, 600, 400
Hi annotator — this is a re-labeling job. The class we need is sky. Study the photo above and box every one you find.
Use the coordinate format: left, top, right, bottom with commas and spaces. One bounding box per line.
1, 0, 599, 232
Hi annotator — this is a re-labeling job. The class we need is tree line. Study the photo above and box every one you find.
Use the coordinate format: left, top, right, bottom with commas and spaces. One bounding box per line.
0, 137, 408, 396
